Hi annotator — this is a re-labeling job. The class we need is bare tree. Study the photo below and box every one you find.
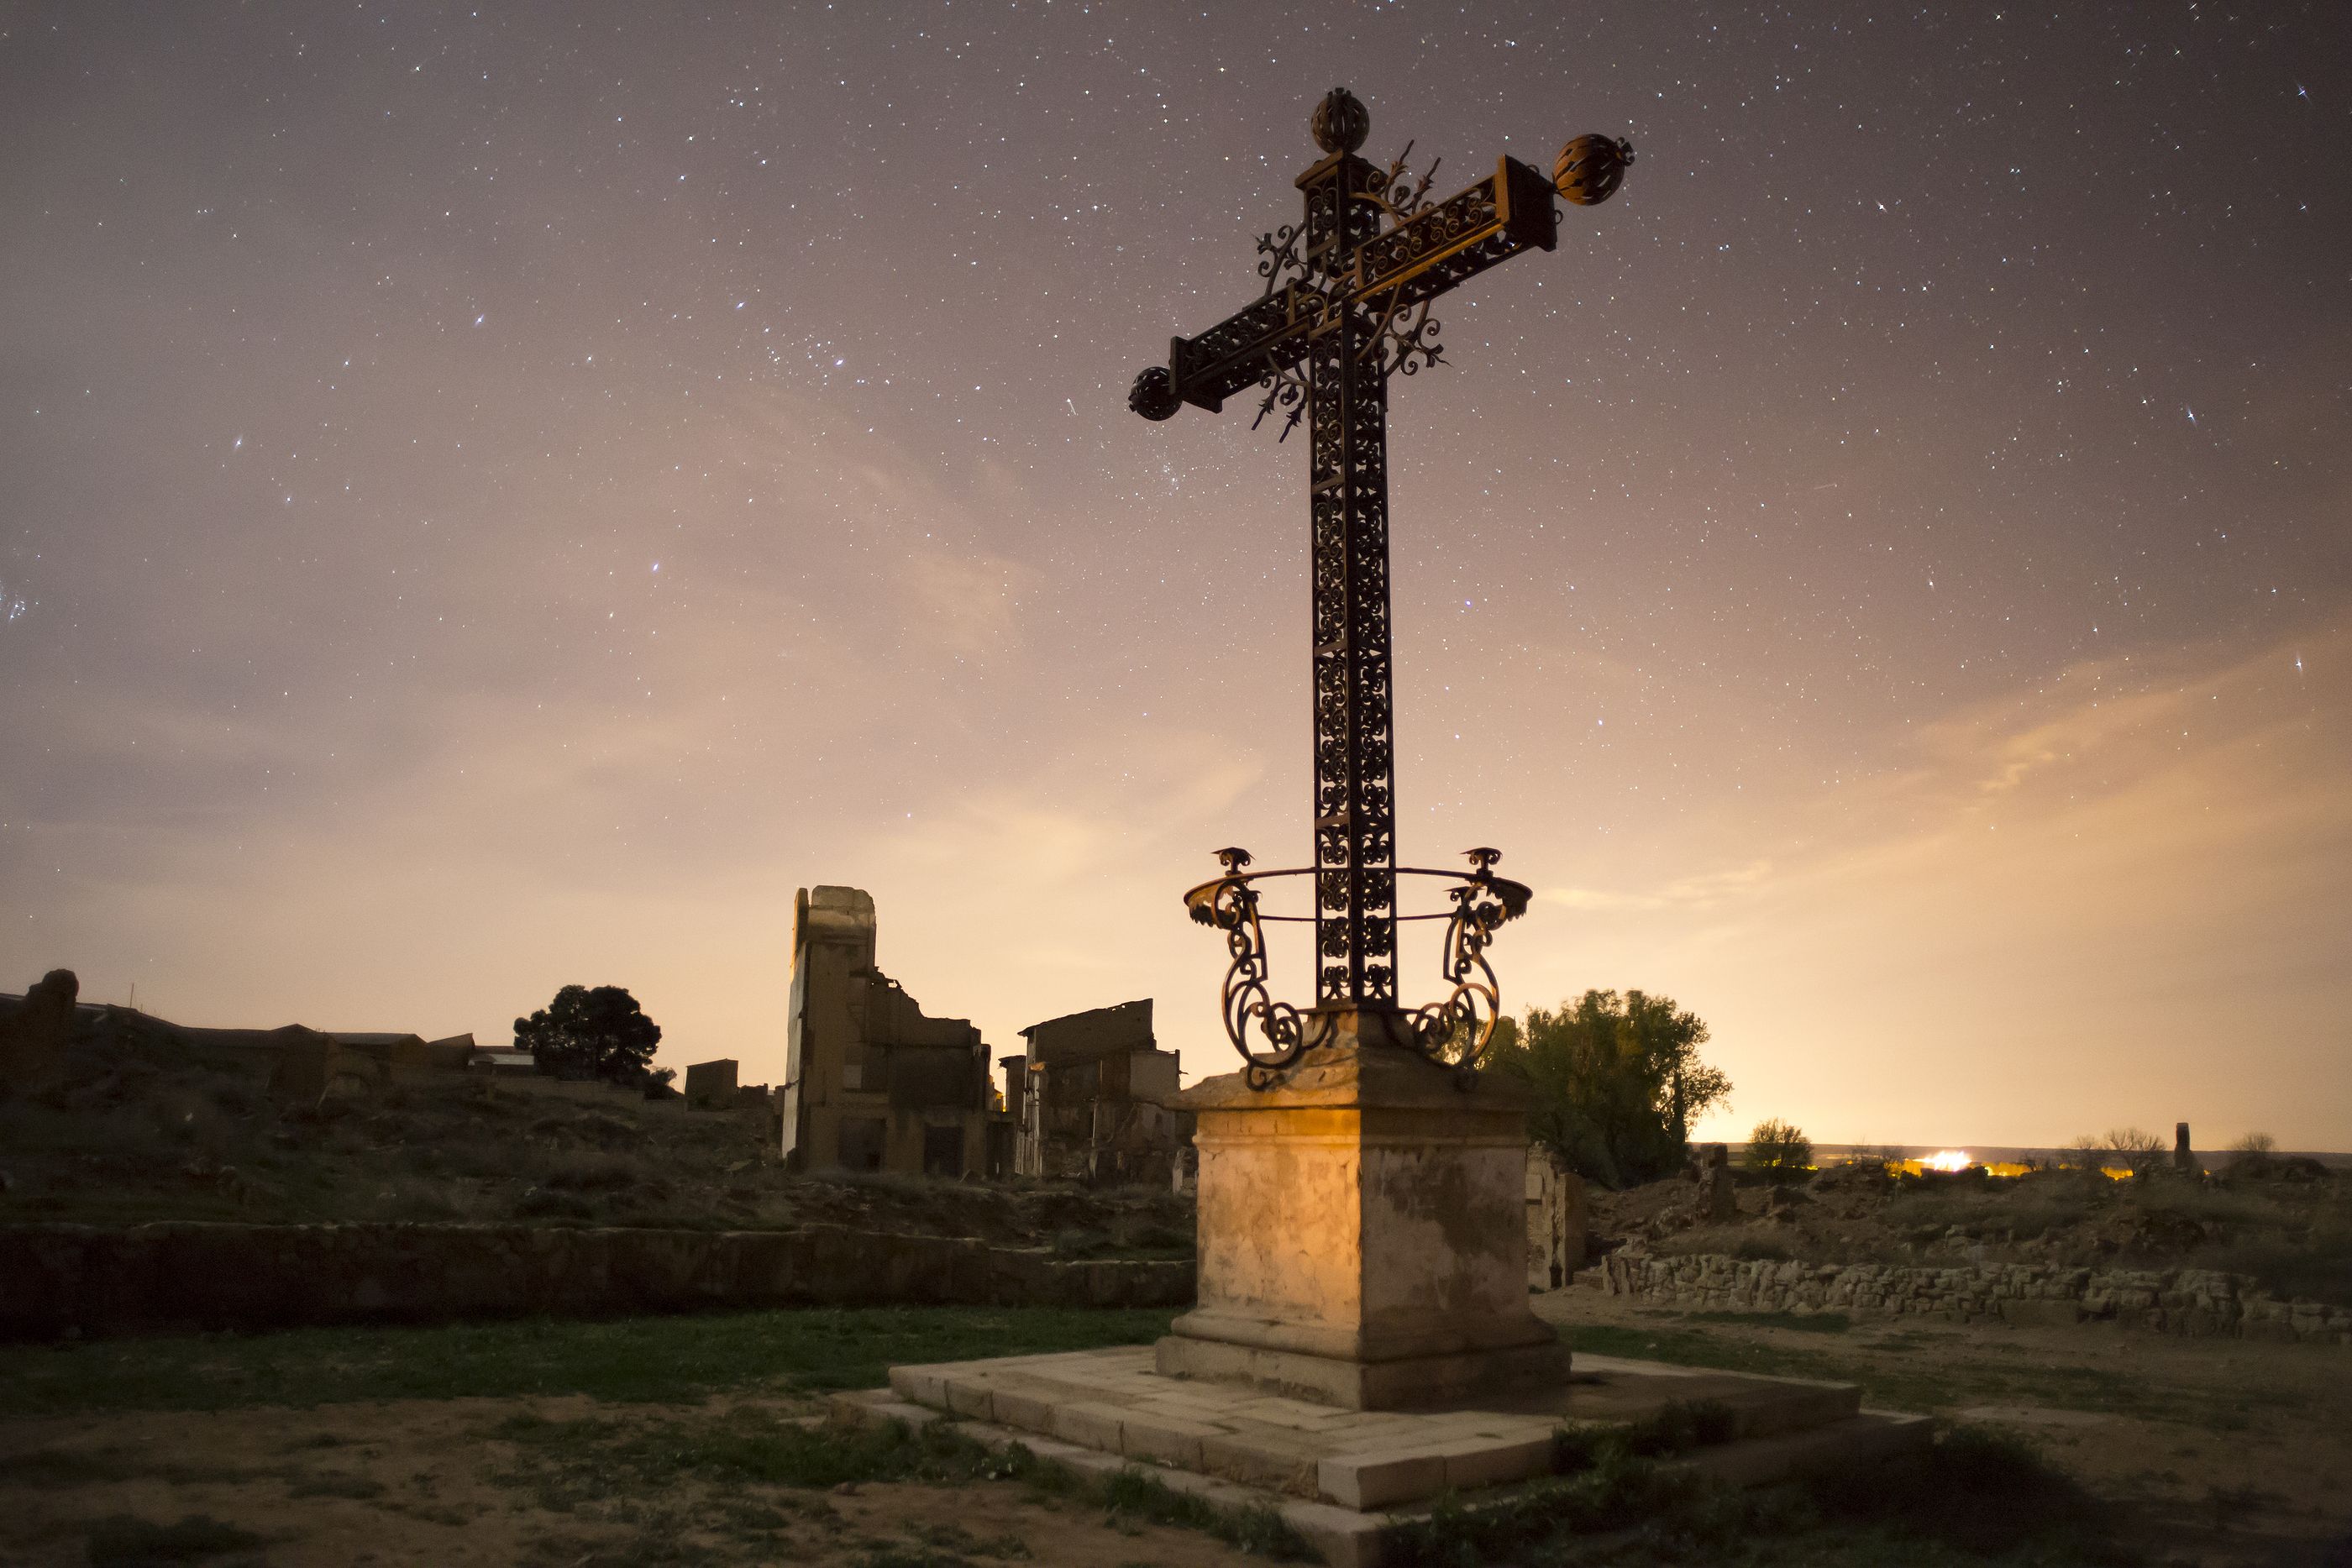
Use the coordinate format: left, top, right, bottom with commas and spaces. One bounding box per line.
2059, 1135, 2103, 1172
2103, 1126, 2166, 1176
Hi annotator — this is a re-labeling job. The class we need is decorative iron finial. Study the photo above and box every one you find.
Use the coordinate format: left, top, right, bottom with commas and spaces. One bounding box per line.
1554, 134, 1635, 206
1462, 847, 1503, 875
1214, 846, 1255, 873
1129, 365, 1180, 422
1311, 87, 1370, 155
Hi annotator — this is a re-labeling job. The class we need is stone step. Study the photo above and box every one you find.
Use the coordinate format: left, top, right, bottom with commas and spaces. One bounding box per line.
873, 1344, 1870, 1513
828, 1383, 1931, 1568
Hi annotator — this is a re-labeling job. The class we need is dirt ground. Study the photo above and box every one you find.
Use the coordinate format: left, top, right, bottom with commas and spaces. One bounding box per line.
1537, 1287, 2352, 1566
5, 1297, 2349, 1566
0, 1390, 1268, 1568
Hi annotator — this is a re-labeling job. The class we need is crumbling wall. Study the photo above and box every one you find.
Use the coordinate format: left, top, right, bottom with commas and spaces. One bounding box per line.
685, 1058, 740, 1108
1015, 999, 1185, 1184
0, 970, 78, 1084
780, 886, 991, 1175
1526, 1148, 1588, 1291
1600, 1251, 2352, 1345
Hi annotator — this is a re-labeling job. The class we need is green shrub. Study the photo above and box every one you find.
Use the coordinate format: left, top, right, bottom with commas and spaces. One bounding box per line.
1744, 1119, 1813, 1183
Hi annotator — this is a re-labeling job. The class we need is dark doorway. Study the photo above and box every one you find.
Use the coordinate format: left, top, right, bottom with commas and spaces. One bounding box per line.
922, 1124, 963, 1177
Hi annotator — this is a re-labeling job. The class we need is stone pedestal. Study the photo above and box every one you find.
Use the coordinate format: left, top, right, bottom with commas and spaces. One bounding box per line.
1157, 1007, 1567, 1409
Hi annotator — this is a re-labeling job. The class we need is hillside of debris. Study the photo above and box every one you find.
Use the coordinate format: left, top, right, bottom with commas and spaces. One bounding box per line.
0, 999, 1192, 1257
1588, 1156, 2352, 1307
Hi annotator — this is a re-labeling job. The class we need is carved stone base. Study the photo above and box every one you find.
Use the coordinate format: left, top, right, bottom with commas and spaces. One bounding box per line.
1159, 1010, 1566, 1410
1155, 1328, 1570, 1412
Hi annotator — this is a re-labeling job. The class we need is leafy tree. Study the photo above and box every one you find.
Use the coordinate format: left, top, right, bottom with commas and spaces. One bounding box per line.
1745, 1118, 1814, 1183
514, 984, 663, 1087
1481, 989, 1730, 1188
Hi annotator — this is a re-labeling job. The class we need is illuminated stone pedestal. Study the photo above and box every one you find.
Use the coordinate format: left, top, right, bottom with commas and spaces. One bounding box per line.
1155, 1007, 1567, 1410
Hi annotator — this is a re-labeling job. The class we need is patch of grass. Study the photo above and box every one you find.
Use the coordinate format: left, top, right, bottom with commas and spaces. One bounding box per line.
1684, 1310, 1851, 1335
491, 1412, 1310, 1560
84, 1513, 266, 1566
519, 1524, 722, 1567
285, 1469, 387, 1498
1095, 1466, 1313, 1559
1804, 1425, 2126, 1560
1552, 1402, 1736, 1474
0, 1447, 138, 1487
1573, 1320, 1966, 1413
0, 1304, 1177, 1418
1389, 1447, 1711, 1565
494, 1407, 1005, 1494
1390, 1424, 2133, 1567
853, 1548, 971, 1568
0, 1447, 265, 1488
906, 1521, 1032, 1558
1578, 1314, 2286, 1436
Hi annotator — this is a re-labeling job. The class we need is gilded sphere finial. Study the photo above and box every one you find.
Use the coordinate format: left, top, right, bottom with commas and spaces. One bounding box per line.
1311, 87, 1370, 155
1555, 134, 1635, 207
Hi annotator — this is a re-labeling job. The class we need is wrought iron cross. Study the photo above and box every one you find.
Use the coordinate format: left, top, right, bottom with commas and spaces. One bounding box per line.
1131, 87, 1630, 1037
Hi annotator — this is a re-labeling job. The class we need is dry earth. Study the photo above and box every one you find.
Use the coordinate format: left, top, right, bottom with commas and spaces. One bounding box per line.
7, 1295, 2351, 1565
0, 1391, 1268, 1568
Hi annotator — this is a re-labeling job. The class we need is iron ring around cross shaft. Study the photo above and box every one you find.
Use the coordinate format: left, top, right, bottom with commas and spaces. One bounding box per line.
1180, 850, 1533, 1088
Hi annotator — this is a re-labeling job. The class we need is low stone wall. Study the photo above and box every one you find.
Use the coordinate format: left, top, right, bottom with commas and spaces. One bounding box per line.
1600, 1251, 2351, 1345
0, 1222, 1194, 1340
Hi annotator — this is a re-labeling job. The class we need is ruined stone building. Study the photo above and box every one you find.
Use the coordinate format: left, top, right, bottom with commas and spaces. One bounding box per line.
779, 886, 994, 1176
1002, 999, 1187, 1185
1525, 1146, 1588, 1291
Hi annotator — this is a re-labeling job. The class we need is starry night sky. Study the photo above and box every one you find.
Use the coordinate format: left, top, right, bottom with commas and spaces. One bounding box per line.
3, 3, 2347, 1146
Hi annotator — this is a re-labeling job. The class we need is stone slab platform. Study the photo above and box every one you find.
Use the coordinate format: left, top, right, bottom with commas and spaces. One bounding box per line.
833, 1364, 1930, 1568
877, 1344, 1877, 1512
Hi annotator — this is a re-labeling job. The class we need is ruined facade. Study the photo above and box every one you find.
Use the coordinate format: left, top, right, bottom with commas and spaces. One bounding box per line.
1525, 1146, 1588, 1291
1005, 999, 1186, 1185
779, 886, 993, 1176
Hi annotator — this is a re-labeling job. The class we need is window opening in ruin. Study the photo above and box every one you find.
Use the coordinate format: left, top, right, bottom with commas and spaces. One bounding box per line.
922, 1123, 963, 1177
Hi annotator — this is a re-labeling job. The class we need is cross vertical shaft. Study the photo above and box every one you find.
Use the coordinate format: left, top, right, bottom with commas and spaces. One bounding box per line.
1307, 307, 1396, 1006
1299, 149, 1399, 1007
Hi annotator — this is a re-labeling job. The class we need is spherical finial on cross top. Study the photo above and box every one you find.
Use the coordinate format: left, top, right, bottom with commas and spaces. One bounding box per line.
1555, 134, 1635, 206
1311, 87, 1369, 155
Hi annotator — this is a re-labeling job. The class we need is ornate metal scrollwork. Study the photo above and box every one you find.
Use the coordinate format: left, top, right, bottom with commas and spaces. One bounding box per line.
1185, 847, 1533, 1089
1362, 140, 1441, 224
1404, 847, 1533, 1082
1184, 849, 1326, 1088
1141, 89, 1633, 1092
1250, 353, 1313, 440
1362, 295, 1443, 379
1256, 222, 1310, 298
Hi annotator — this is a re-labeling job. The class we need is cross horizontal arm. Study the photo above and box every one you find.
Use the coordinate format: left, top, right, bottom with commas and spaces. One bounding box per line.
1167, 285, 1322, 413
1159, 156, 1558, 417
1341, 156, 1558, 314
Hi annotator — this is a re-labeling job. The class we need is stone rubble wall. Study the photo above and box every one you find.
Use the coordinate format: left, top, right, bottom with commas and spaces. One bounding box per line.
1599, 1251, 2351, 1345
0, 1222, 1194, 1340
